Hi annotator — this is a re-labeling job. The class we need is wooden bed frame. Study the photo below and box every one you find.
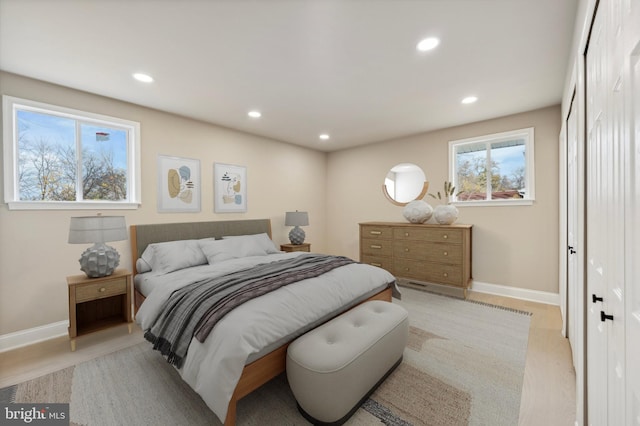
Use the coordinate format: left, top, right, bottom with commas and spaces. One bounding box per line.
130, 219, 393, 425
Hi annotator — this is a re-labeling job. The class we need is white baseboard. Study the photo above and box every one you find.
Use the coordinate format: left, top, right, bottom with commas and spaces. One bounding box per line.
0, 320, 68, 353
471, 281, 560, 306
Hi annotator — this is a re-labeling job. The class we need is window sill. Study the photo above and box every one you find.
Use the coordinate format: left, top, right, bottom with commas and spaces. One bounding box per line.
452, 199, 534, 207
6, 201, 141, 211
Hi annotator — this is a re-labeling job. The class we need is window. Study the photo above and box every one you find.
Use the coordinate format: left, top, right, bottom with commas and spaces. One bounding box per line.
449, 127, 534, 205
3, 96, 141, 210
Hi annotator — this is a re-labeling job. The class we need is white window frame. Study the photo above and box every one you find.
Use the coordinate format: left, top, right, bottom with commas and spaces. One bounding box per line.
448, 127, 535, 206
3, 96, 141, 210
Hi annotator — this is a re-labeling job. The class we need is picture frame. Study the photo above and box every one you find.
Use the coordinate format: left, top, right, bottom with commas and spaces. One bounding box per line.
214, 163, 247, 213
157, 155, 201, 213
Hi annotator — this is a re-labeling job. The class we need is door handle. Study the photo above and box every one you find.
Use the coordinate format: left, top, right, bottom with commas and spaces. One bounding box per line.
592, 294, 603, 303
600, 311, 613, 322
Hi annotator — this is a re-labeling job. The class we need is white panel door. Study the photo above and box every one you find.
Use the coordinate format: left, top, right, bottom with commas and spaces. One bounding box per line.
586, 3, 608, 424
566, 99, 579, 369
604, 1, 626, 424
625, 0, 640, 423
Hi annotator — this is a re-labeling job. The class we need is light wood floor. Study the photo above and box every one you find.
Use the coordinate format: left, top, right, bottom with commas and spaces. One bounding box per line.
0, 290, 576, 425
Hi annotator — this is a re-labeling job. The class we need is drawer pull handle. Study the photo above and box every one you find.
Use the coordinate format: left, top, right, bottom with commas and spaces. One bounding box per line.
443, 234, 448, 239
443, 251, 448, 256
443, 273, 448, 277
370, 231, 382, 235
370, 245, 382, 249
371, 262, 382, 267
99, 287, 106, 292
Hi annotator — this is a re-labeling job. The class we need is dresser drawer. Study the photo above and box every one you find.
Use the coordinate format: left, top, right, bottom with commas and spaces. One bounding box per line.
394, 259, 463, 286
393, 227, 463, 244
361, 238, 393, 257
360, 225, 393, 240
393, 241, 462, 264
423, 263, 464, 286
360, 255, 394, 273
75, 278, 127, 303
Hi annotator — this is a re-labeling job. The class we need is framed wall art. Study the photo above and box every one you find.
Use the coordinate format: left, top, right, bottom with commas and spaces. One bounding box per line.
214, 163, 247, 213
157, 155, 201, 212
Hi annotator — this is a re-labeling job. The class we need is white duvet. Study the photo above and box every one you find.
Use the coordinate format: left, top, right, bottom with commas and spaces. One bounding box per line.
135, 252, 396, 423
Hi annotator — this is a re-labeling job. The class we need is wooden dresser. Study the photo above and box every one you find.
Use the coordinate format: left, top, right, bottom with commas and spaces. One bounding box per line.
359, 222, 472, 297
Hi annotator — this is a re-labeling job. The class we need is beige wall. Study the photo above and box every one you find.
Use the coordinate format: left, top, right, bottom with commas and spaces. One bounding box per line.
326, 105, 560, 294
0, 72, 327, 335
0, 71, 560, 336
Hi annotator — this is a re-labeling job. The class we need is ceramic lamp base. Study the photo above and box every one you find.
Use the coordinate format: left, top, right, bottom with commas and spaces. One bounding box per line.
79, 243, 120, 278
289, 226, 306, 245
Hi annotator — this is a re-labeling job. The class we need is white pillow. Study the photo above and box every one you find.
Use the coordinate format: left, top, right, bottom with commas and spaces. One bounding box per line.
145, 240, 207, 274
221, 233, 280, 254
136, 257, 152, 273
199, 237, 270, 264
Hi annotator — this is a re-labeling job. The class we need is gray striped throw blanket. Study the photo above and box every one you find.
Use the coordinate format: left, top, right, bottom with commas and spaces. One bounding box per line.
144, 254, 355, 368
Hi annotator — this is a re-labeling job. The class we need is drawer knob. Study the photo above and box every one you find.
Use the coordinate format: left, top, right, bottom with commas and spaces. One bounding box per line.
99, 287, 106, 292
404, 232, 409, 237
404, 248, 409, 252
405, 267, 410, 271
370, 231, 382, 235
443, 273, 448, 277
443, 251, 448, 256
371, 245, 382, 249
443, 234, 448, 239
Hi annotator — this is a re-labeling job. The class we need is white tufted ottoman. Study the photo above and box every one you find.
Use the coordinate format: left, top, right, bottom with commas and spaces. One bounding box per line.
286, 300, 409, 425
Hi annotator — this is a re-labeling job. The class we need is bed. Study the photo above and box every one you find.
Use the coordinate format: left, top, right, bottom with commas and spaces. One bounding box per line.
130, 219, 396, 425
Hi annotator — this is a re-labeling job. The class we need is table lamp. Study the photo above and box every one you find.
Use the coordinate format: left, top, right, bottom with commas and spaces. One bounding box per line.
68, 215, 127, 278
285, 211, 309, 245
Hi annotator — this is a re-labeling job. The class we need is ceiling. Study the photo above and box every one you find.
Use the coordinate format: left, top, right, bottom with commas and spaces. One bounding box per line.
0, 0, 578, 152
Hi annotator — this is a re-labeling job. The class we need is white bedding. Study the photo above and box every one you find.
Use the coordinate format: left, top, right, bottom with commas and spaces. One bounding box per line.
135, 252, 396, 423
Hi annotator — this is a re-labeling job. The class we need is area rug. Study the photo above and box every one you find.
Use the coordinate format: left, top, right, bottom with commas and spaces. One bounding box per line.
1, 287, 531, 425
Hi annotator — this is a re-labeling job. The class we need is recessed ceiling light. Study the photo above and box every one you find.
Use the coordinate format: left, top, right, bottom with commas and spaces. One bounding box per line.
461, 96, 478, 104
319, 134, 330, 141
248, 111, 262, 118
416, 37, 440, 52
133, 73, 154, 83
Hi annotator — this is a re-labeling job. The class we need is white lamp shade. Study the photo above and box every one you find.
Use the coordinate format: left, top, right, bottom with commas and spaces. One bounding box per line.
68, 216, 127, 244
285, 211, 309, 227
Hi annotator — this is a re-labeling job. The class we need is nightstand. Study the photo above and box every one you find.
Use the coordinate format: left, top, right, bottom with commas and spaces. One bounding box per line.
280, 243, 311, 253
67, 268, 133, 351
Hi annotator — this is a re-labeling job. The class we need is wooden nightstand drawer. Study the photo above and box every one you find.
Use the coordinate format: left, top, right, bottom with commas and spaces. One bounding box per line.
280, 243, 311, 252
75, 277, 127, 303
67, 269, 133, 351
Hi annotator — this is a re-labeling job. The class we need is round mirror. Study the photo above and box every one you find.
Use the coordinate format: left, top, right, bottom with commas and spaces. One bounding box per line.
383, 163, 429, 206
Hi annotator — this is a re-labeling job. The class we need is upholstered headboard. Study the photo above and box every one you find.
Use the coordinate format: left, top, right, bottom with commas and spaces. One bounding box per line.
130, 219, 272, 275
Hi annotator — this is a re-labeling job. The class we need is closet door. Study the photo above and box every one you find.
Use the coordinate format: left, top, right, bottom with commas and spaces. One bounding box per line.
585, 3, 609, 425
625, 0, 640, 423
585, 0, 635, 424
566, 98, 579, 369
604, 0, 626, 424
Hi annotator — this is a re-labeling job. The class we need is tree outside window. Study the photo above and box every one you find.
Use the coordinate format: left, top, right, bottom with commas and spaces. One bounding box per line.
3, 96, 140, 210
450, 128, 535, 205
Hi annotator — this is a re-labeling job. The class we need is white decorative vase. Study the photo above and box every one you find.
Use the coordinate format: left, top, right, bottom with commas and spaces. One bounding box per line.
402, 200, 433, 224
433, 204, 458, 225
